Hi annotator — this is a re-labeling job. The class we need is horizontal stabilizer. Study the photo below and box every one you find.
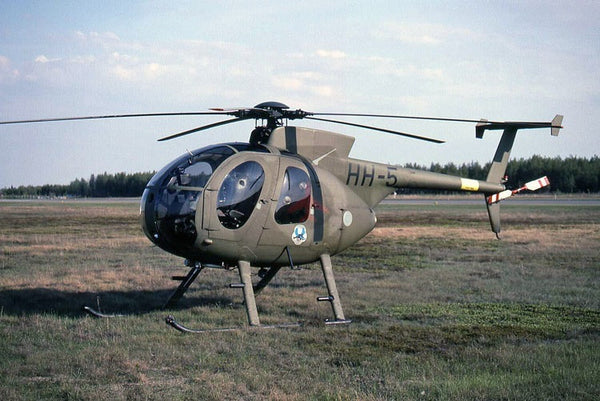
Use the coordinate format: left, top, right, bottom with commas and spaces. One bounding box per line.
476, 115, 563, 138
487, 176, 550, 204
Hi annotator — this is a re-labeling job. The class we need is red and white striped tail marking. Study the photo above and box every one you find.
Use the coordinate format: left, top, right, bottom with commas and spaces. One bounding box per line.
524, 176, 550, 192
487, 190, 513, 204
487, 176, 550, 204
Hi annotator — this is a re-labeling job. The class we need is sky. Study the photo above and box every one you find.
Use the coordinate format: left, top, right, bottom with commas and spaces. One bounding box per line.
1, 0, 598, 188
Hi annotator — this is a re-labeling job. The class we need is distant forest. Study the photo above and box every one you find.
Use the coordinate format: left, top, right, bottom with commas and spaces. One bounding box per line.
1, 172, 155, 198
407, 155, 600, 194
1, 155, 599, 198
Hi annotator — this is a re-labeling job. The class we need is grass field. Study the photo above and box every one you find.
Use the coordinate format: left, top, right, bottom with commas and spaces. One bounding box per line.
0, 199, 599, 400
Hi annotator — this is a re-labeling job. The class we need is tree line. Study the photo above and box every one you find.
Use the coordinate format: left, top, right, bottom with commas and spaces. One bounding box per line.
1, 155, 599, 198
1, 171, 155, 198
406, 155, 600, 194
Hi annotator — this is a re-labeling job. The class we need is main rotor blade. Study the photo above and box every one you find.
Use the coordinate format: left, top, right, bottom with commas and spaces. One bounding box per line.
310, 112, 561, 128
311, 112, 483, 124
158, 117, 248, 141
0, 111, 231, 126
305, 116, 445, 144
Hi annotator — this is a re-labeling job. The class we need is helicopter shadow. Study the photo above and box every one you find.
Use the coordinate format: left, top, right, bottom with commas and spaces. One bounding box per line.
0, 287, 234, 318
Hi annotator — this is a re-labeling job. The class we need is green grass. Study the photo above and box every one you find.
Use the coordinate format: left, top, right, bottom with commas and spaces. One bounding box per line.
0, 199, 599, 400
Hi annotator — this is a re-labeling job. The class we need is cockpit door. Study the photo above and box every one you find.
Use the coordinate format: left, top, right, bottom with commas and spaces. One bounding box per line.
202, 153, 280, 253
257, 157, 319, 265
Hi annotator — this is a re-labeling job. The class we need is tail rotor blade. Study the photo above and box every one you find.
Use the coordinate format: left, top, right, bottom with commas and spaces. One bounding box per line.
524, 176, 550, 192
487, 176, 550, 204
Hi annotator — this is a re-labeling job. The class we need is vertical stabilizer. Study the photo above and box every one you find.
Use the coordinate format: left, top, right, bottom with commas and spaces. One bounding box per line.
484, 127, 517, 237
486, 128, 517, 184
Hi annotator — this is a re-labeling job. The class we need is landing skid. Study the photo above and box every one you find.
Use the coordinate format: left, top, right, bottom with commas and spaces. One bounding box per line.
85, 253, 352, 331
165, 253, 352, 332
165, 315, 302, 333
325, 318, 352, 325
83, 306, 125, 318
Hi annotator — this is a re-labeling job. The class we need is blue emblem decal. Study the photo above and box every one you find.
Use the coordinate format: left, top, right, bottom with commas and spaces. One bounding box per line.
292, 224, 307, 245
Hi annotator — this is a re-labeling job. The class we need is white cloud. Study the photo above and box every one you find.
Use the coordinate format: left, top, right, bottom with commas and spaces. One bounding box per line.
9, 32, 341, 106
35, 55, 49, 63
69, 55, 96, 64
364, 56, 445, 83
145, 62, 167, 79
316, 49, 347, 59
111, 64, 136, 81
272, 76, 303, 91
311, 85, 334, 97
34, 55, 61, 63
87, 31, 121, 42
373, 22, 477, 45
0, 55, 19, 82
270, 70, 338, 102
109, 61, 171, 82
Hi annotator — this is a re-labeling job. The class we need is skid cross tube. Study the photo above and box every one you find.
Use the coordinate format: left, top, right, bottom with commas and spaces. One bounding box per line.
164, 262, 204, 309
253, 266, 283, 295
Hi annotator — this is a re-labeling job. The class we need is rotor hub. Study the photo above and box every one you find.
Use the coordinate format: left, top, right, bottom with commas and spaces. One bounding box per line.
254, 101, 289, 111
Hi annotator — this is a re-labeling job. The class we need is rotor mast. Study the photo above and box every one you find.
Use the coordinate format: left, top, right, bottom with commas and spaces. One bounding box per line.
248, 102, 291, 144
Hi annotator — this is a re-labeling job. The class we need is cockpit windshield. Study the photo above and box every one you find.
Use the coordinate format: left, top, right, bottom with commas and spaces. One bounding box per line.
141, 145, 236, 256
149, 145, 236, 189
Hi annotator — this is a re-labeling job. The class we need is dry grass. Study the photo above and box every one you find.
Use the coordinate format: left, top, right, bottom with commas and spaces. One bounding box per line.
0, 199, 599, 400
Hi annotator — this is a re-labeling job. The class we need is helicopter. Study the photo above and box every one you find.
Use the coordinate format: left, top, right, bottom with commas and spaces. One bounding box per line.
1, 101, 563, 331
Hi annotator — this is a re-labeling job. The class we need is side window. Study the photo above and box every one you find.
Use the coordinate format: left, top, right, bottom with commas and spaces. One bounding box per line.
217, 161, 265, 229
275, 167, 311, 224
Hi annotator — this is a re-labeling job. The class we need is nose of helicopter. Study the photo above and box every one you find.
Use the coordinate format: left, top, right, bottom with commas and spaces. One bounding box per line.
138, 144, 237, 260
140, 187, 158, 242
140, 186, 202, 259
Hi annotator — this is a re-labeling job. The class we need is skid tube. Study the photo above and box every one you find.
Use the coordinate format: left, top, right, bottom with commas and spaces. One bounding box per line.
165, 315, 302, 333
83, 305, 125, 318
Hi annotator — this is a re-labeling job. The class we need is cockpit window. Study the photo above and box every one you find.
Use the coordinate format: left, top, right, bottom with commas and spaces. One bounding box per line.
168, 160, 212, 189
275, 167, 311, 224
148, 145, 235, 188
183, 161, 211, 186
167, 146, 235, 190
217, 161, 265, 229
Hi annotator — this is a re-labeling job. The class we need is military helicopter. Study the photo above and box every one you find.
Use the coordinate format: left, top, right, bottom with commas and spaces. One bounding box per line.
1, 102, 563, 331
